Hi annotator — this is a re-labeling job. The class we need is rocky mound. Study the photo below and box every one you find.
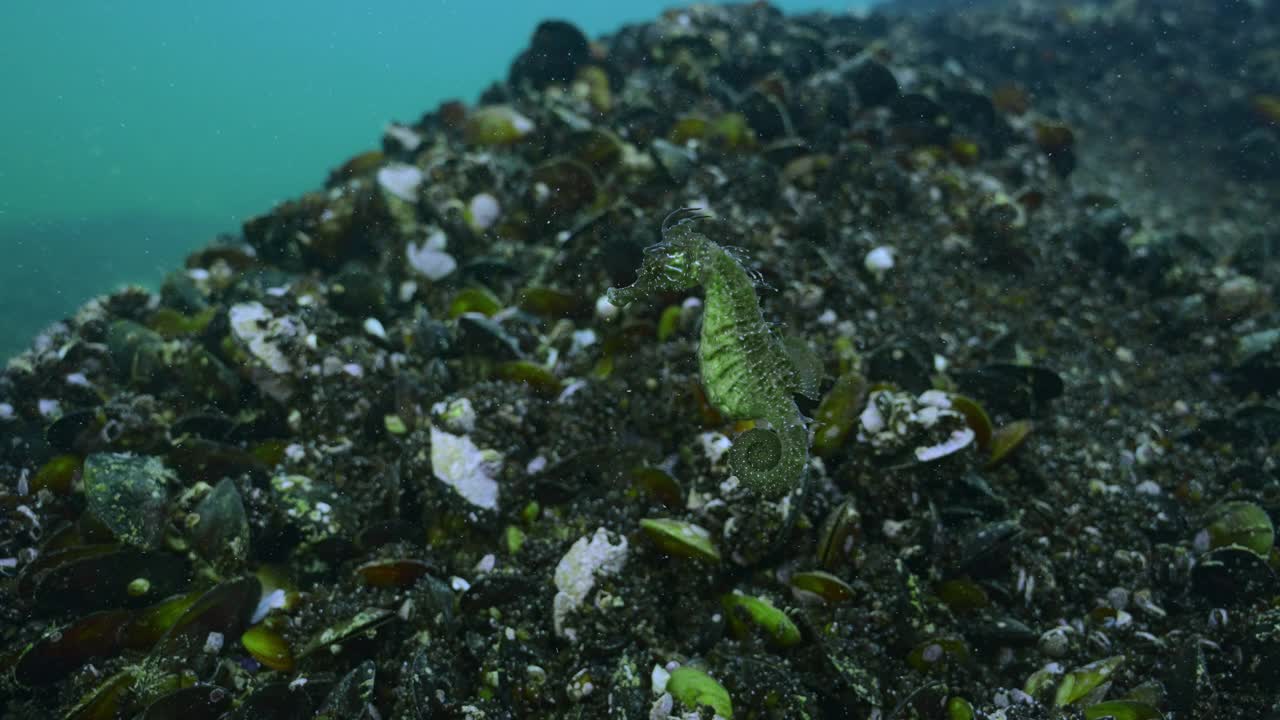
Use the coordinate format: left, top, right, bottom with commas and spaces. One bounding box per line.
1, 2, 1277, 718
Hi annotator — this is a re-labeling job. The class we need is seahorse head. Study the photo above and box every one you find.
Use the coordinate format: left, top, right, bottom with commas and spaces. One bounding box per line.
606, 208, 712, 307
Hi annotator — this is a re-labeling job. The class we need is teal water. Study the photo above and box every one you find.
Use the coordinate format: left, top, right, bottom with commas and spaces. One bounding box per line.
0, 1, 856, 359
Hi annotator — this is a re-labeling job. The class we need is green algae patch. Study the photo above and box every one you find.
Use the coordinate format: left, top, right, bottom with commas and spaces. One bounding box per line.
82, 453, 171, 550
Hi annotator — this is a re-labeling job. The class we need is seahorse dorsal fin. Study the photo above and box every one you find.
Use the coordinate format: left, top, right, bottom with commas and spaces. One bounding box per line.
783, 335, 822, 401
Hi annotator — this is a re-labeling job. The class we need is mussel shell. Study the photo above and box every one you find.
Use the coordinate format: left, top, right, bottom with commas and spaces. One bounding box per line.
18, 543, 118, 599
167, 438, 270, 486
889, 92, 950, 147
866, 339, 933, 393
299, 607, 395, 660
986, 420, 1034, 468
650, 139, 695, 184
493, 360, 563, 396
317, 660, 378, 719
61, 668, 137, 720
461, 572, 533, 615
954, 520, 1023, 579
530, 157, 600, 218
954, 364, 1064, 417
739, 90, 789, 141
630, 466, 683, 508
190, 478, 251, 570
967, 615, 1037, 646
849, 59, 899, 107
790, 570, 855, 603
240, 624, 295, 673
355, 558, 435, 589
816, 498, 861, 570
154, 576, 262, 657
638, 518, 721, 563
516, 286, 588, 319
135, 683, 232, 720
227, 681, 325, 720
14, 609, 133, 686
1191, 545, 1278, 604
455, 314, 525, 361
185, 244, 259, 272
82, 452, 172, 551
106, 319, 167, 387
169, 413, 237, 442
408, 645, 460, 719
31, 548, 189, 614
45, 408, 105, 454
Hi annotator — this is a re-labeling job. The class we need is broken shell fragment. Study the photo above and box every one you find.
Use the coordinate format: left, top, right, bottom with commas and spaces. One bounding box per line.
375, 163, 424, 203
406, 230, 458, 281
430, 426, 502, 510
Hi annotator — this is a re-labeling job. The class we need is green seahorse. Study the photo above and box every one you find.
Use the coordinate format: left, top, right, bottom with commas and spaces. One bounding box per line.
608, 209, 817, 497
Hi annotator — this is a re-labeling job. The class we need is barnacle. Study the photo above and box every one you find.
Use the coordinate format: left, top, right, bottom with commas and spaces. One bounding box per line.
608, 209, 815, 497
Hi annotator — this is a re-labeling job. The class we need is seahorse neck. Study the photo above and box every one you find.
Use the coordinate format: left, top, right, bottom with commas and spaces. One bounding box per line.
701, 244, 759, 315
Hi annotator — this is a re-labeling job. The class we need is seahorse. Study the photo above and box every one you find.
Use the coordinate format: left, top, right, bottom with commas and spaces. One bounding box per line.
608, 209, 816, 497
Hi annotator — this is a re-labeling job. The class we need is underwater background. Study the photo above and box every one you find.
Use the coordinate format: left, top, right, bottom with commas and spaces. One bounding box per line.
0, 0, 856, 359
3, 1, 1280, 717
